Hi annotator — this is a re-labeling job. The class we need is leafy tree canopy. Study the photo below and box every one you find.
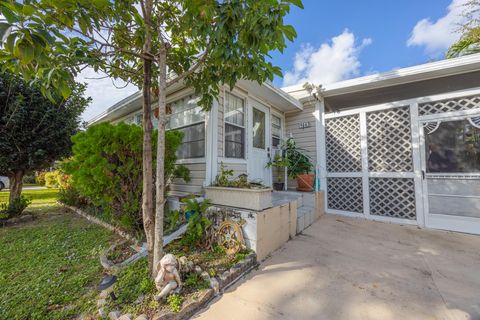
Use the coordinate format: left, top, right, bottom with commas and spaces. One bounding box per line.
0, 71, 88, 200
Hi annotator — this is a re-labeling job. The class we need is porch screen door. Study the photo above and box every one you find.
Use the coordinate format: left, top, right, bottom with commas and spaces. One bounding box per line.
249, 101, 271, 185
420, 116, 480, 235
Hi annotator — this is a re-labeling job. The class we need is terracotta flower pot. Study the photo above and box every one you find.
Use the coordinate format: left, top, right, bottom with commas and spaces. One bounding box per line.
296, 173, 314, 192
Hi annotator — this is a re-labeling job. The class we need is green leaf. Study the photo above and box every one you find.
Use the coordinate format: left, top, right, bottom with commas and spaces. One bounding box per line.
59, 81, 72, 99
287, 0, 304, 9
0, 22, 11, 41
0, 6, 20, 23
5, 33, 15, 52
22, 4, 35, 16
19, 44, 34, 63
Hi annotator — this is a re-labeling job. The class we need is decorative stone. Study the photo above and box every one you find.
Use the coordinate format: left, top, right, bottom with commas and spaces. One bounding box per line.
99, 290, 109, 298
97, 298, 106, 307
194, 266, 202, 274
118, 314, 133, 320
135, 315, 148, 320
108, 310, 121, 320
134, 294, 145, 304
209, 277, 220, 294
98, 307, 106, 318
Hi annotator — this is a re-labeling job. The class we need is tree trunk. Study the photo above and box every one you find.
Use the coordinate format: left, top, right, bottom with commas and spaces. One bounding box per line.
9, 170, 24, 202
142, 0, 155, 275
153, 44, 167, 276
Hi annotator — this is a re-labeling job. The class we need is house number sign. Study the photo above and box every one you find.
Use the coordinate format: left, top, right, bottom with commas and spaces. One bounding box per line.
299, 121, 310, 129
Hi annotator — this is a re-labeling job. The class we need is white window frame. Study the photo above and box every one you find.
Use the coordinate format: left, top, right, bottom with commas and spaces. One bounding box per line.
271, 110, 285, 150
223, 90, 247, 161
167, 94, 206, 161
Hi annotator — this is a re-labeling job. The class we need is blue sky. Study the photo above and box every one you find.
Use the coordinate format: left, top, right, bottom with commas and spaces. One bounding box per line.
81, 0, 466, 120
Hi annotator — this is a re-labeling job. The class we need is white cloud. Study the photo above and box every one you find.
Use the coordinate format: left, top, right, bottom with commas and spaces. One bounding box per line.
283, 29, 372, 87
407, 0, 468, 56
77, 67, 138, 122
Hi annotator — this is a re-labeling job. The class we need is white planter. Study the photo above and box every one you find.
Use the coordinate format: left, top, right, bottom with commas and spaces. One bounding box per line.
205, 187, 273, 211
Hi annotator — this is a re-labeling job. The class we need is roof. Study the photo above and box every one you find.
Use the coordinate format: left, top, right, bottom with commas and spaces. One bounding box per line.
283, 53, 480, 100
87, 80, 302, 125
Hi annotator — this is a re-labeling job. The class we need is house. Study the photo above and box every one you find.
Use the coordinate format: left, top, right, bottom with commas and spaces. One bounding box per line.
89, 53, 480, 241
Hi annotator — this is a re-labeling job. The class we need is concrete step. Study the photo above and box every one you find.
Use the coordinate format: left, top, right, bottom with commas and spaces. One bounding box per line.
296, 206, 315, 234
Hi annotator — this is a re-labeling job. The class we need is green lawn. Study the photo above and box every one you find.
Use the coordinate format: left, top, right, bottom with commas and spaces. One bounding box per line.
0, 189, 116, 319
1, 188, 60, 215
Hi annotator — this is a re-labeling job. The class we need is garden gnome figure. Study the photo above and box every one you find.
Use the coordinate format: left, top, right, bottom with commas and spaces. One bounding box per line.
154, 254, 182, 301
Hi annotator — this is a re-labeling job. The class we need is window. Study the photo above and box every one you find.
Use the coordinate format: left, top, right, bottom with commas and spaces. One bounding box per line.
272, 115, 282, 148
167, 95, 206, 159
224, 92, 245, 158
426, 119, 480, 173
252, 108, 266, 149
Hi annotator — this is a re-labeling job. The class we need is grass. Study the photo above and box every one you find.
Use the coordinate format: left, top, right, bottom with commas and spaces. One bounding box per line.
0, 188, 60, 215
0, 188, 116, 319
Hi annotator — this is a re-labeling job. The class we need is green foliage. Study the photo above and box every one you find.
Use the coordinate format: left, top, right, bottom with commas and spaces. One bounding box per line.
183, 272, 210, 290
0, 195, 31, 219
112, 258, 156, 306
213, 162, 263, 188
181, 196, 212, 247
0, 210, 114, 319
22, 175, 36, 184
62, 123, 189, 234
0, 0, 302, 112
167, 294, 183, 313
284, 138, 313, 178
35, 171, 46, 186
165, 209, 183, 235
44, 170, 61, 188
0, 71, 88, 184
447, 26, 480, 58
58, 185, 82, 207
266, 154, 289, 183
214, 162, 234, 186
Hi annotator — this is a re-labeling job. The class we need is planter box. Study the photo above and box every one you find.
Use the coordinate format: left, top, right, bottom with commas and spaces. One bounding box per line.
205, 186, 273, 211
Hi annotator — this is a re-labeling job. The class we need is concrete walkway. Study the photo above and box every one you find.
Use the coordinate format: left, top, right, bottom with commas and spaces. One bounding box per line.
195, 215, 480, 320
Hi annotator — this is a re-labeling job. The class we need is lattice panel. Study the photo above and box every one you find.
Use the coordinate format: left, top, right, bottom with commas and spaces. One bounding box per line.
419, 95, 480, 116
327, 177, 363, 213
367, 107, 413, 172
326, 115, 361, 172
369, 178, 416, 220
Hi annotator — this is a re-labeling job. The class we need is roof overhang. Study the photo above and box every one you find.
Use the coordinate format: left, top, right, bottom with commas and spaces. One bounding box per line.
282, 53, 480, 107
88, 79, 302, 125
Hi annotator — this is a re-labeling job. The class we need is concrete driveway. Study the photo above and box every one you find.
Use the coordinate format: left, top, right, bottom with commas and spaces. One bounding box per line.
195, 215, 480, 320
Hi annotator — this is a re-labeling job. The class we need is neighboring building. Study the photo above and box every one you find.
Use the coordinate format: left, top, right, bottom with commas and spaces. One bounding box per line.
90, 53, 480, 236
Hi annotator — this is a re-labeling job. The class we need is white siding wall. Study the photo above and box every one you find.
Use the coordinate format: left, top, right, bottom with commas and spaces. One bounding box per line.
285, 100, 317, 188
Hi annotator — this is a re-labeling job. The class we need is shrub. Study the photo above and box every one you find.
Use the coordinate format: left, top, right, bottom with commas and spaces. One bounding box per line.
35, 172, 46, 186
180, 196, 212, 247
0, 195, 31, 220
62, 123, 190, 234
167, 294, 183, 313
22, 175, 36, 184
44, 171, 61, 188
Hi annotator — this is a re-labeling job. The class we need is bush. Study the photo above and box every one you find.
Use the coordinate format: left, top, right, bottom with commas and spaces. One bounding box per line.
180, 197, 212, 247
35, 172, 46, 186
22, 175, 36, 184
0, 195, 31, 220
44, 171, 61, 188
58, 185, 82, 207
62, 123, 190, 234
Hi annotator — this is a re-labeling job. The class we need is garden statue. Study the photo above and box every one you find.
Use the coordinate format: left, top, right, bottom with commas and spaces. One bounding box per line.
154, 254, 182, 300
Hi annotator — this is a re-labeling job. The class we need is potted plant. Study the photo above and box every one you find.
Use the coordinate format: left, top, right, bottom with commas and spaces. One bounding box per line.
285, 138, 314, 192
266, 154, 289, 191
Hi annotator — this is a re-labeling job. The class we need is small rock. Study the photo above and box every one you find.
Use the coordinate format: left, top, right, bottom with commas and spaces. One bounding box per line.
134, 294, 145, 304
135, 315, 148, 320
118, 314, 133, 320
19, 214, 33, 221
99, 290, 109, 298
97, 298, 106, 307
108, 310, 121, 320
195, 265, 202, 274
98, 307, 106, 318
200, 271, 210, 281
209, 277, 220, 293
